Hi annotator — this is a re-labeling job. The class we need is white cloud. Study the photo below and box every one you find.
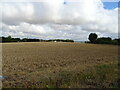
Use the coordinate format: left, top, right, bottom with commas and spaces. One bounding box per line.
101, 0, 120, 2
0, 0, 118, 41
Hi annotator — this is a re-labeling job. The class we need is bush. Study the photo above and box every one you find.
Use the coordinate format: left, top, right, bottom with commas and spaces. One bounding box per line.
94, 37, 120, 45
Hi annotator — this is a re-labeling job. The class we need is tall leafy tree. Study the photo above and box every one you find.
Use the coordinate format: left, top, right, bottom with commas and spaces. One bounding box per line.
88, 33, 98, 43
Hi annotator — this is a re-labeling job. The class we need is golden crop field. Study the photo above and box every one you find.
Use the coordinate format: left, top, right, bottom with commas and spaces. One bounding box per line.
2, 42, 119, 88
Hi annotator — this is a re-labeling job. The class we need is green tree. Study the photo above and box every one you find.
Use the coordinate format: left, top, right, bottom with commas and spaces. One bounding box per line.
8, 35, 12, 39
88, 33, 98, 43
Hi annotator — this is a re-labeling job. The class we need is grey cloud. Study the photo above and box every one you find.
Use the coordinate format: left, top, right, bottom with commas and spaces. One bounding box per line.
1, 0, 118, 40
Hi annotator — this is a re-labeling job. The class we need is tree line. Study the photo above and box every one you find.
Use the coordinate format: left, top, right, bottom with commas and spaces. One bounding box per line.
0, 36, 74, 43
1, 33, 120, 45
86, 33, 120, 45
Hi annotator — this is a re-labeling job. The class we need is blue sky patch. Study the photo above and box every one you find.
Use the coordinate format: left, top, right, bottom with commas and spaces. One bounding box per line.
103, 2, 119, 9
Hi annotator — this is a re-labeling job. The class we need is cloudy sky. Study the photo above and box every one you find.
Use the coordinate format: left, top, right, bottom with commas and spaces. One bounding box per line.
0, 0, 119, 41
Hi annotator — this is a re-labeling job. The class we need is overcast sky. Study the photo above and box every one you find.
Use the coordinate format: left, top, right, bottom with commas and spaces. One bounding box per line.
0, 0, 119, 41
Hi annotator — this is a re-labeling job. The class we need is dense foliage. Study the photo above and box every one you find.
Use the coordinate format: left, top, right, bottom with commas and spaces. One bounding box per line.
0, 36, 74, 43
88, 33, 98, 43
1, 36, 21, 42
87, 33, 120, 45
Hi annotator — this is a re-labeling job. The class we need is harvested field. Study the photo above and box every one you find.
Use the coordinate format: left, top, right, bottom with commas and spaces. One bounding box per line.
2, 42, 119, 88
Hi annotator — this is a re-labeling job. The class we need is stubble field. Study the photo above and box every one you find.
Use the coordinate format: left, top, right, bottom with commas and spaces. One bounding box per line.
2, 42, 119, 88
